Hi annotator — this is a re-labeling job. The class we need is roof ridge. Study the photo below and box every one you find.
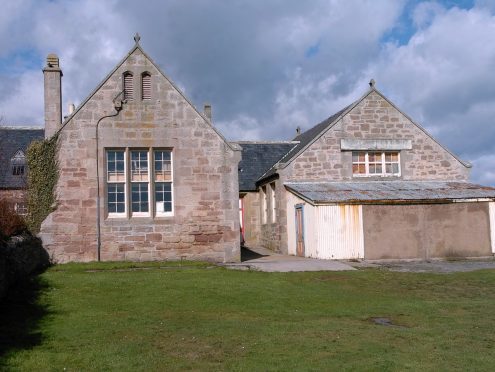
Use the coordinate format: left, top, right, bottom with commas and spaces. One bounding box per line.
0, 126, 44, 130
233, 140, 300, 144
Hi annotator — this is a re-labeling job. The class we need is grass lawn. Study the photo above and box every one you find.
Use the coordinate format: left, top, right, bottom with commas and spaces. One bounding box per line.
1, 262, 495, 371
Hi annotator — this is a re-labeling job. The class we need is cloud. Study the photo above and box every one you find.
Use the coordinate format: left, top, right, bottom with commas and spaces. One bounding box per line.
0, 0, 494, 184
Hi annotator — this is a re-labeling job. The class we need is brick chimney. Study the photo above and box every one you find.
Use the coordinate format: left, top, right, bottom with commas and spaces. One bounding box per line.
43, 53, 63, 138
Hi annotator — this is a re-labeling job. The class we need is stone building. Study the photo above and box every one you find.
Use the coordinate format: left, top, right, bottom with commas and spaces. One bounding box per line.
39, 36, 241, 262
7, 36, 495, 262
238, 81, 495, 260
0, 127, 44, 216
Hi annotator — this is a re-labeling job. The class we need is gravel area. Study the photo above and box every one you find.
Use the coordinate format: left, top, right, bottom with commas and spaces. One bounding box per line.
349, 259, 495, 273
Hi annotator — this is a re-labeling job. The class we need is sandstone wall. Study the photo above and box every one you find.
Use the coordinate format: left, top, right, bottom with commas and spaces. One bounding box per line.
285, 91, 469, 182
40, 48, 241, 263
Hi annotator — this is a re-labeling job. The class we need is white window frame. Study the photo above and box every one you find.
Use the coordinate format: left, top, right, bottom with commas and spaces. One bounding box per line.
270, 182, 276, 223
107, 150, 127, 218
154, 150, 174, 217
106, 148, 174, 219
14, 202, 28, 216
261, 185, 268, 225
352, 151, 401, 177
130, 150, 151, 217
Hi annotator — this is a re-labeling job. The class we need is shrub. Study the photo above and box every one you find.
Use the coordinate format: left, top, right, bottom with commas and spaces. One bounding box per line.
26, 135, 59, 233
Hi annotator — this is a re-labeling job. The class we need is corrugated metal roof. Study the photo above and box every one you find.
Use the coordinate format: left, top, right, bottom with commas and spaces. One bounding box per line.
285, 181, 495, 204
0, 127, 44, 189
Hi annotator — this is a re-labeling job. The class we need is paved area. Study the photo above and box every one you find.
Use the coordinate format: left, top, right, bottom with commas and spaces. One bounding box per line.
224, 247, 356, 272
355, 259, 495, 273
225, 247, 495, 273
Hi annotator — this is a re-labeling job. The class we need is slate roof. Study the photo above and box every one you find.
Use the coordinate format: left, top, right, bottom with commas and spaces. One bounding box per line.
235, 142, 298, 191
259, 104, 353, 181
0, 127, 44, 189
285, 181, 495, 205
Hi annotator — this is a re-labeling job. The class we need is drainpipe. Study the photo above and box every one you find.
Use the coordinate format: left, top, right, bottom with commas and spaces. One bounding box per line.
96, 93, 124, 261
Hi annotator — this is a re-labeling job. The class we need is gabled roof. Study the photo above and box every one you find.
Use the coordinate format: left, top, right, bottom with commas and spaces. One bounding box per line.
285, 181, 495, 205
258, 84, 470, 184
235, 141, 298, 191
56, 37, 238, 152
0, 127, 44, 189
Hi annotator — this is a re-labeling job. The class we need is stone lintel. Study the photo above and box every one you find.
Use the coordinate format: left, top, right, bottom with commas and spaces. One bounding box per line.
340, 139, 412, 151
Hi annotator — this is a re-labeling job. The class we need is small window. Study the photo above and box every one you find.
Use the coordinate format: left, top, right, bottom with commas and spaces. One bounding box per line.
130, 151, 149, 216
11, 150, 26, 176
123, 72, 134, 101
142, 72, 151, 101
352, 151, 400, 177
14, 202, 28, 216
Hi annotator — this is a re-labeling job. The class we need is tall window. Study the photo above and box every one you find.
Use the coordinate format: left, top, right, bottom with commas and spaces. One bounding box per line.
107, 150, 126, 216
142, 72, 151, 101
352, 151, 400, 177
130, 151, 149, 216
123, 72, 133, 101
106, 149, 173, 218
261, 185, 268, 224
270, 182, 276, 223
154, 150, 173, 215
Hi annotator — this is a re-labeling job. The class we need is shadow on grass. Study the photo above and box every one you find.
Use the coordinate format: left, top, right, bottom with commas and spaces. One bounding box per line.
0, 275, 50, 364
241, 246, 268, 262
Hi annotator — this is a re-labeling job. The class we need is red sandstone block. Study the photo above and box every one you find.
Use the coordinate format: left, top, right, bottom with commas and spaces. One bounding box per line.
146, 233, 162, 242
194, 234, 208, 243
124, 236, 145, 242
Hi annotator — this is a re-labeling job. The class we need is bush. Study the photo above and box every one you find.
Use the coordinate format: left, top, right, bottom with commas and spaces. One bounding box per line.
0, 199, 27, 237
0, 232, 50, 301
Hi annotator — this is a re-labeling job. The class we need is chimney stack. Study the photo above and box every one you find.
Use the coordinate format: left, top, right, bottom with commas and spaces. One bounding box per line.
43, 53, 63, 138
204, 103, 212, 121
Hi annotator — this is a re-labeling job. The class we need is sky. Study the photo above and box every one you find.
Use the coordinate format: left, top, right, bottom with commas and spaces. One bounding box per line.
1, 0, 495, 184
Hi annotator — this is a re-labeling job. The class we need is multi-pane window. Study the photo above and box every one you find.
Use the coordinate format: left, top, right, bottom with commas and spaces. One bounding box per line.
130, 151, 149, 215
123, 72, 133, 101
154, 150, 172, 215
107, 150, 126, 215
352, 151, 400, 177
106, 149, 173, 217
14, 202, 28, 216
142, 72, 151, 100
11, 150, 26, 176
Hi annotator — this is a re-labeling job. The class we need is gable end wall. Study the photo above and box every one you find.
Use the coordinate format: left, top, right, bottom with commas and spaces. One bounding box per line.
40, 48, 240, 263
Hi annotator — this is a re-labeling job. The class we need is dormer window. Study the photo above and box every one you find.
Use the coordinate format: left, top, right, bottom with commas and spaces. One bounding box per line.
352, 151, 400, 177
123, 72, 134, 101
142, 72, 151, 101
11, 150, 26, 176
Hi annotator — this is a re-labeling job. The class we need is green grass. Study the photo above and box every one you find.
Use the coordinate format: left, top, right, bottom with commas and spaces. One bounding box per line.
2, 263, 495, 371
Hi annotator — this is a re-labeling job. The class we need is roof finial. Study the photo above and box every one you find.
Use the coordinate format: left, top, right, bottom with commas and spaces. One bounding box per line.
134, 32, 141, 44
369, 78, 376, 88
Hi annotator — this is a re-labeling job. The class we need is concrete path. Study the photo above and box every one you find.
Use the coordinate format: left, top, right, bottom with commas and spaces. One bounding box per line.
224, 246, 356, 272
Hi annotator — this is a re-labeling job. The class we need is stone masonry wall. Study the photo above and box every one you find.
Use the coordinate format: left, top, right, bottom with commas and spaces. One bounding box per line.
258, 178, 286, 253
0, 189, 26, 206
241, 192, 261, 248
40, 47, 241, 263
285, 91, 470, 182
268, 90, 470, 255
